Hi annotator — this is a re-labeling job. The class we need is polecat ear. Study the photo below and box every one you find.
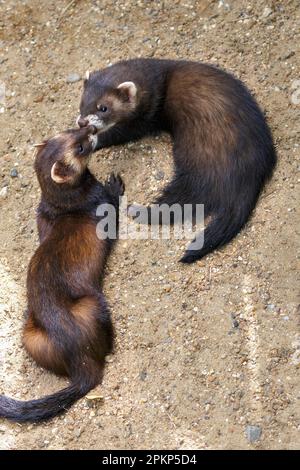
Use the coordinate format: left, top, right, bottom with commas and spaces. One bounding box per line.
117, 81, 137, 102
51, 161, 76, 184
83, 70, 90, 86
34, 142, 47, 148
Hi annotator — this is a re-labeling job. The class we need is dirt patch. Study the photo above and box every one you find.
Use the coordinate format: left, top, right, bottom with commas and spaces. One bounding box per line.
0, 0, 299, 450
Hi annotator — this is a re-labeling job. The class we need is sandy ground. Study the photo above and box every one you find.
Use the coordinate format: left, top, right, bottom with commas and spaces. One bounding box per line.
0, 0, 299, 450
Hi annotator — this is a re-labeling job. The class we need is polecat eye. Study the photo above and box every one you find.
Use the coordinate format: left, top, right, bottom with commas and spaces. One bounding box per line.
78, 143, 84, 154
97, 104, 107, 113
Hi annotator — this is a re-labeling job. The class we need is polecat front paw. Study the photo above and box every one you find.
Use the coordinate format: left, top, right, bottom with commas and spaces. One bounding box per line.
105, 173, 125, 198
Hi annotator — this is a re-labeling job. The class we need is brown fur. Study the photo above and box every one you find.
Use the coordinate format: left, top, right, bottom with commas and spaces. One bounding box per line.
23, 316, 65, 375
79, 58, 276, 263
0, 127, 125, 422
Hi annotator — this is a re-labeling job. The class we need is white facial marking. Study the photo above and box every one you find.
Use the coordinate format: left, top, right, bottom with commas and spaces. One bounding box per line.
88, 133, 98, 150
85, 114, 103, 129
84, 114, 115, 133
98, 121, 116, 133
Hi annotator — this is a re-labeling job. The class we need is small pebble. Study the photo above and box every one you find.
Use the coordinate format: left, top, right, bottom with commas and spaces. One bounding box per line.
266, 303, 275, 310
261, 7, 272, 19
246, 425, 262, 443
155, 170, 165, 181
281, 51, 295, 60
231, 313, 239, 328
10, 168, 18, 178
139, 370, 147, 381
0, 187, 8, 198
75, 428, 83, 438
66, 73, 81, 84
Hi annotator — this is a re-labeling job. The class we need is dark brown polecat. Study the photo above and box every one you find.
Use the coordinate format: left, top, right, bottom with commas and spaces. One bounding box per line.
78, 58, 276, 263
0, 127, 125, 422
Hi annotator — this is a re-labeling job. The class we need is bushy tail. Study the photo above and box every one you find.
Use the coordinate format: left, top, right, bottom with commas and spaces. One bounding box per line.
180, 203, 254, 264
151, 172, 257, 263
0, 369, 99, 423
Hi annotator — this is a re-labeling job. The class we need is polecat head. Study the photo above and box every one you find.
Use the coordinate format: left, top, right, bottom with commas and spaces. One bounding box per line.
77, 71, 137, 133
34, 126, 98, 187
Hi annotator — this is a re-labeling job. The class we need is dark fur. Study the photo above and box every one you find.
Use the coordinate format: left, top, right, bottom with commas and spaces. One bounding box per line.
79, 58, 276, 263
0, 128, 124, 422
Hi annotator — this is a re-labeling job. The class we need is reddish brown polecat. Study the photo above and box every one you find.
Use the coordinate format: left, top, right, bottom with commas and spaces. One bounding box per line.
0, 127, 125, 422
78, 58, 276, 263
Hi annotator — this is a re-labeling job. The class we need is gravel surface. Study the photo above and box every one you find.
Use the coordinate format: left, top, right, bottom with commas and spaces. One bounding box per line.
0, 0, 299, 450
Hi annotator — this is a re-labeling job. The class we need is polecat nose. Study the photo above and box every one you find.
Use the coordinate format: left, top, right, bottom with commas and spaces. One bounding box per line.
77, 116, 89, 128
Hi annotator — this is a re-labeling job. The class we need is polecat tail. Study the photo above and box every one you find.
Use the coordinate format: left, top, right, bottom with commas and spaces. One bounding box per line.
0, 365, 100, 423
152, 146, 276, 263
180, 203, 254, 264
